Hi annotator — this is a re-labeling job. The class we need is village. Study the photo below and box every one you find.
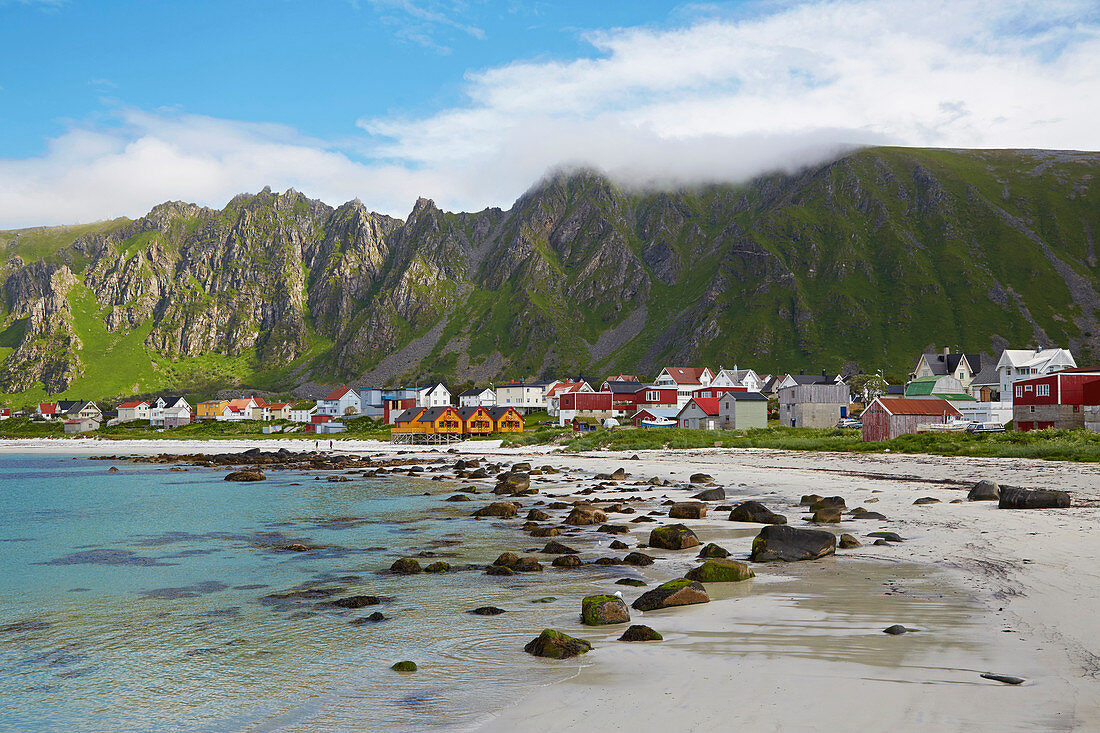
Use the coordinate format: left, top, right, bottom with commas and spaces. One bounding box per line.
11, 345, 1100, 443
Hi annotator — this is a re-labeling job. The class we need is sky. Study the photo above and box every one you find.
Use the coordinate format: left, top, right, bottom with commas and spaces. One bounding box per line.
0, 0, 1098, 228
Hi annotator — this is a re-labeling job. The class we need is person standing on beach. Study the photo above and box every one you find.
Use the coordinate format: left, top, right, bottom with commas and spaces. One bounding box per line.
329, 439, 333, 451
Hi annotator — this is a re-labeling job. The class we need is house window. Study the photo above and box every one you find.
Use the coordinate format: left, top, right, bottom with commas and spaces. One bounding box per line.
1024, 385, 1033, 392
1030, 406, 1035, 413
1037, 384, 1050, 397
1074, 405, 1080, 413
1015, 386, 1023, 398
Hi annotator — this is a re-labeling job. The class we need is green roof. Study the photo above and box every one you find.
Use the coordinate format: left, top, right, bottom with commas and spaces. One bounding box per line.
939, 393, 976, 402
904, 377, 939, 396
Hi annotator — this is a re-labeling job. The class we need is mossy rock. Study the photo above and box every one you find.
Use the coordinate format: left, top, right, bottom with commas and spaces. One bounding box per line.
619, 624, 663, 642
581, 595, 630, 625
697, 542, 730, 559
615, 578, 647, 587
631, 579, 710, 611
391, 660, 417, 672
524, 629, 592, 659
648, 524, 700, 550
390, 558, 422, 574
685, 558, 755, 583
424, 561, 451, 573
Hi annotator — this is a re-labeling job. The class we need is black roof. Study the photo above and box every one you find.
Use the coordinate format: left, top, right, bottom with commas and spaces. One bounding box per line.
394, 408, 423, 423
786, 374, 836, 385
487, 406, 517, 419
57, 400, 83, 412
458, 388, 484, 397
721, 391, 768, 401
604, 380, 646, 394
416, 407, 451, 422
921, 351, 985, 376
887, 385, 905, 394
456, 406, 484, 419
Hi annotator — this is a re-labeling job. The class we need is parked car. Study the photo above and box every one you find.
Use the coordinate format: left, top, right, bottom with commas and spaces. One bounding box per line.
836, 418, 862, 429
965, 421, 1006, 433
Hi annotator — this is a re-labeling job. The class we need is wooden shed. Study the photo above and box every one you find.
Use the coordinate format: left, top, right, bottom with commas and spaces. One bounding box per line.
861, 397, 961, 441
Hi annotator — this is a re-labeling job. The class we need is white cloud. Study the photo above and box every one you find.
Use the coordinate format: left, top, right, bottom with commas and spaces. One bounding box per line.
1, 0, 1098, 228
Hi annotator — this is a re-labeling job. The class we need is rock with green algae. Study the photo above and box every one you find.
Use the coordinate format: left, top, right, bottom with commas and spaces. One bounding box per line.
697, 543, 731, 559
524, 629, 592, 659
581, 595, 631, 625
619, 625, 663, 642
424, 561, 450, 573
616, 578, 647, 587
391, 661, 418, 672
631, 579, 710, 611
390, 558, 422, 574
685, 558, 755, 583
648, 524, 700, 551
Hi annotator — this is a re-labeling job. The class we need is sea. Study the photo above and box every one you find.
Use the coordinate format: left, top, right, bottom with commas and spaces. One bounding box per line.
0, 453, 631, 732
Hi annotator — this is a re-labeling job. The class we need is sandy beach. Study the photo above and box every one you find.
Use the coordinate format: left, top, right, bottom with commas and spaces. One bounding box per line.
6, 437, 1098, 730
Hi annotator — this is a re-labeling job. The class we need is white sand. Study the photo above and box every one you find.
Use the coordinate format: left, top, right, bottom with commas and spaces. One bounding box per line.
7, 438, 1098, 729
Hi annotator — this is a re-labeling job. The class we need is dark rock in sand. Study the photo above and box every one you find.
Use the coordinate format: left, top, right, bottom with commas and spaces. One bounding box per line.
609, 540, 629, 550
611, 468, 627, 480
729, 501, 787, 525
669, 502, 707, 520
527, 508, 551, 521
473, 502, 518, 518
810, 496, 845, 511
693, 487, 726, 501
632, 579, 710, 611
494, 472, 531, 494
685, 558, 754, 583
913, 497, 940, 505
838, 534, 861, 549
552, 555, 582, 568
391, 661, 417, 672
883, 624, 910, 635
689, 473, 714, 484
800, 494, 823, 505
619, 624, 662, 642
631, 516, 657, 523
998, 486, 1071, 509
390, 558, 422, 574
529, 526, 562, 537
524, 629, 592, 659
981, 673, 1025, 685
810, 507, 842, 523
469, 606, 506, 616
850, 511, 888, 520
967, 480, 1000, 501
648, 524, 700, 550
750, 525, 836, 562
332, 595, 380, 608
592, 557, 621, 566
616, 578, 647, 587
540, 541, 578, 555
225, 470, 266, 482
581, 595, 630, 625
873, 539, 889, 546
623, 551, 656, 567
697, 542, 731, 559
565, 505, 607, 526
867, 531, 903, 542
597, 524, 629, 534
512, 462, 532, 472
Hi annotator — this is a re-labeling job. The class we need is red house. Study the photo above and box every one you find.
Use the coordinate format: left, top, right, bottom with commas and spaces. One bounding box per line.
1012, 368, 1100, 431
861, 397, 962, 441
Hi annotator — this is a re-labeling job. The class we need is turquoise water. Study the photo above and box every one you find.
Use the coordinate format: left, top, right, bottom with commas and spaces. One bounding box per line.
0, 454, 625, 732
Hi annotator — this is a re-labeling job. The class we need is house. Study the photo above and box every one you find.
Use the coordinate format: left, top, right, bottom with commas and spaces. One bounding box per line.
66, 401, 102, 422
290, 401, 316, 423
384, 397, 418, 424
486, 406, 524, 433
910, 348, 989, 394
677, 397, 720, 430
774, 372, 844, 391
457, 406, 494, 435
996, 348, 1077, 401
631, 407, 680, 427
458, 388, 497, 408
116, 401, 150, 423
314, 421, 347, 434
717, 391, 768, 430
250, 404, 271, 421
654, 367, 715, 407
557, 384, 677, 425
417, 382, 452, 409
392, 407, 426, 433
64, 416, 101, 434
691, 385, 747, 400
267, 402, 292, 421
196, 400, 229, 420
1012, 368, 1100, 431
778, 379, 850, 428
861, 397, 962, 441
150, 396, 191, 427
391, 406, 464, 436
495, 382, 548, 414
604, 373, 639, 384
545, 381, 593, 416
712, 368, 768, 393
359, 387, 417, 418
318, 386, 361, 417
216, 397, 261, 421
904, 375, 983, 422
0, 408, 10, 420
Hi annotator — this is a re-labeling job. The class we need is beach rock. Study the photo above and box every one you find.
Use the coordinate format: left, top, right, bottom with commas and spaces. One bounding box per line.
648, 524, 700, 550
697, 542, 731, 559
390, 558, 422, 574
107, 466, 119, 473
619, 624, 663, 642
467, 469, 489, 479
524, 629, 592, 659
685, 558, 754, 583
913, 497, 940, 505
526, 508, 550, 521
867, 532, 904, 542
592, 557, 621, 566
469, 606, 506, 615
565, 505, 607, 526
810, 507, 842, 523
581, 595, 631, 625
609, 540, 629, 550
838, 534, 861, 549
512, 462, 532, 472
693, 487, 726, 501
981, 673, 1025, 685
611, 468, 627, 480
850, 511, 888, 520
598, 524, 629, 535
800, 494, 823, 505
351, 611, 386, 624
998, 486, 1071, 509
623, 551, 656, 566
540, 541, 579, 555
883, 624, 910, 635
616, 578, 647, 587
873, 539, 889, 546
631, 516, 657, 523
529, 527, 562, 537
669, 502, 707, 520
494, 472, 530, 494
473, 502, 518, 518
332, 595, 380, 608
632, 579, 710, 611
552, 555, 582, 568
493, 552, 520, 568
750, 525, 836, 562
485, 565, 514, 576
424, 561, 450, 573
224, 470, 266, 482
446, 494, 472, 502
810, 496, 846, 511
514, 557, 544, 572
391, 661, 417, 672
689, 473, 714, 484
968, 480, 1001, 501
729, 501, 787, 525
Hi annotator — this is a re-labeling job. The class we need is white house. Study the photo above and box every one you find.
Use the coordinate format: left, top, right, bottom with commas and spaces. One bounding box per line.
416, 382, 452, 408
149, 396, 192, 427
996, 348, 1077, 401
654, 367, 715, 408
676, 396, 720, 430
116, 401, 150, 423
495, 381, 549, 413
712, 367, 767, 393
775, 372, 845, 391
545, 381, 594, 417
458, 387, 496, 408
318, 386, 361, 417
290, 401, 317, 423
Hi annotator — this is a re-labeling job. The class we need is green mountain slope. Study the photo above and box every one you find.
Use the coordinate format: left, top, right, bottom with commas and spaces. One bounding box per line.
0, 147, 1097, 404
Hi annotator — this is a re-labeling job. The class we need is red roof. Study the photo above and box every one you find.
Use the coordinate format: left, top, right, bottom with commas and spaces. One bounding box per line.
661, 367, 711, 384
118, 401, 148, 409
684, 397, 719, 416
267, 402, 290, 409
325, 386, 353, 400
605, 373, 639, 382
39, 403, 57, 414
546, 381, 588, 397
876, 397, 962, 417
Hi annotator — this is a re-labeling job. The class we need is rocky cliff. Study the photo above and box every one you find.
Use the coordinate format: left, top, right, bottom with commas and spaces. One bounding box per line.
0, 147, 1097, 399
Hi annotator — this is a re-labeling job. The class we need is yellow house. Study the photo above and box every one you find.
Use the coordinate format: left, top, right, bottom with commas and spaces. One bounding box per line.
457, 406, 493, 436
196, 400, 229, 420
487, 406, 524, 433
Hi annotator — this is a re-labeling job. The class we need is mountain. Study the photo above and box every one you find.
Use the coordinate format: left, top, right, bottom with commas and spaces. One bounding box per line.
1, 146, 1098, 403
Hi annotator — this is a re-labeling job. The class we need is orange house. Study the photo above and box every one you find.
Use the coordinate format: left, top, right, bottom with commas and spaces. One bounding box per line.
196, 400, 229, 420
487, 406, 524, 433
392, 407, 427, 433
458, 406, 494, 435
415, 406, 464, 435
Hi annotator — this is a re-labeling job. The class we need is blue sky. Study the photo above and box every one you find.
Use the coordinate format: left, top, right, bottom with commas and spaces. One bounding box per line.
0, 0, 1097, 227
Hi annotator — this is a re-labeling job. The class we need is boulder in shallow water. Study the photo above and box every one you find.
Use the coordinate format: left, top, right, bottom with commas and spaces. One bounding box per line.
967, 480, 1000, 501
390, 558, 422, 574
669, 502, 707, 520
729, 501, 787, 525
565, 504, 607, 526
998, 486, 1070, 509
526, 508, 550, 521
225, 470, 265, 482
623, 551, 655, 566
513, 557, 543, 572
391, 660, 417, 672
493, 552, 520, 568
552, 555, 582, 568
616, 578, 647, 587
609, 540, 629, 550
473, 502, 518, 518
493, 472, 531, 494
693, 487, 726, 501
648, 524, 700, 550
697, 542, 730, 559
332, 595, 379, 608
810, 507, 842, 523
619, 624, 663, 641
468, 606, 506, 616
581, 595, 630, 625
632, 579, 710, 611
424, 561, 450, 573
750, 525, 836, 562
485, 565, 514, 576
685, 558, 754, 583
540, 540, 578, 555
611, 468, 627, 480
524, 629, 592, 659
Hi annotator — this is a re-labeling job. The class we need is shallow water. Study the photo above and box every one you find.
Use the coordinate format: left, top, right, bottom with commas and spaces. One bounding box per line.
0, 455, 632, 732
